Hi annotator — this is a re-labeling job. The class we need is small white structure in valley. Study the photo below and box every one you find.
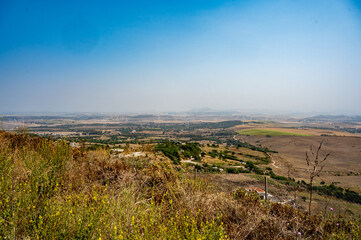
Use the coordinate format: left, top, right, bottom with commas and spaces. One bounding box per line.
111, 149, 124, 153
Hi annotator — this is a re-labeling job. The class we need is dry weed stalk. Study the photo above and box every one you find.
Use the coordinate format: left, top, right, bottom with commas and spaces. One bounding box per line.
305, 141, 330, 215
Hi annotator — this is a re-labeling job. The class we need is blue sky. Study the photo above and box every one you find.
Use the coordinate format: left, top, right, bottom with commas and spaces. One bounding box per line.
1, 0, 361, 114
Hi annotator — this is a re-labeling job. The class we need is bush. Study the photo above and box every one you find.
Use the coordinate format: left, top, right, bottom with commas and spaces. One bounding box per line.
1, 131, 360, 239
270, 173, 288, 181
155, 142, 180, 164
0, 132, 228, 239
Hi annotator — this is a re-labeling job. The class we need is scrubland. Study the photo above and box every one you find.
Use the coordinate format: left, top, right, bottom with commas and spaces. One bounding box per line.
0, 131, 360, 239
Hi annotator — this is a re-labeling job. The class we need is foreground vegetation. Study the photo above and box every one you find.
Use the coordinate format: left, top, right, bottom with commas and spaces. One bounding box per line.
0, 131, 360, 239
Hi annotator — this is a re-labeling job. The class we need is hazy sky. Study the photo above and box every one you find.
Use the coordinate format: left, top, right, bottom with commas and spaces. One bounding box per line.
1, 0, 361, 114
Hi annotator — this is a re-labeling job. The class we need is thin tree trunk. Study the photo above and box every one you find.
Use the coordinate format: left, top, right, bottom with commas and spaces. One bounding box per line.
308, 178, 313, 215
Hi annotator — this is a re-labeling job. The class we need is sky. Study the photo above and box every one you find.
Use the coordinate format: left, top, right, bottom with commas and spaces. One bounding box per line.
1, 0, 361, 114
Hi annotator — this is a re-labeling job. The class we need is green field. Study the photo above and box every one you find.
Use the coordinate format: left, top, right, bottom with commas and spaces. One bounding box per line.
237, 129, 312, 136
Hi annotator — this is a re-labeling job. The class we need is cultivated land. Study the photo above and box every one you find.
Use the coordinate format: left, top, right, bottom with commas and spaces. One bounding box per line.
240, 135, 361, 190
237, 128, 312, 136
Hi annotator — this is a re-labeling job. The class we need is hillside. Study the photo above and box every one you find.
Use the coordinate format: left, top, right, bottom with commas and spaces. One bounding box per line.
0, 131, 360, 239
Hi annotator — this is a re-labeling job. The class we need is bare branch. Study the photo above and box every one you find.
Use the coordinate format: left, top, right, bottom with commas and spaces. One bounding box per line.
315, 165, 325, 175
305, 140, 330, 215
315, 141, 323, 162
320, 153, 330, 164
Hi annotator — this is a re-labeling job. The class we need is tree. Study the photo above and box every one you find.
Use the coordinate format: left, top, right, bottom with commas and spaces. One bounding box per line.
305, 141, 330, 215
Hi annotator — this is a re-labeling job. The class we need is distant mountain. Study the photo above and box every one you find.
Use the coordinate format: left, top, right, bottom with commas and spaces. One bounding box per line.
188, 107, 214, 113
187, 108, 241, 116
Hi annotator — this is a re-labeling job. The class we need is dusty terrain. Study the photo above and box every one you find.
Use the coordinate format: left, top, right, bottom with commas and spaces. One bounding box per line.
240, 135, 361, 190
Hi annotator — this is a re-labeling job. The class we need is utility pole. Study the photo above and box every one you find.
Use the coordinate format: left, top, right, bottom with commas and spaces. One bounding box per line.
264, 176, 268, 201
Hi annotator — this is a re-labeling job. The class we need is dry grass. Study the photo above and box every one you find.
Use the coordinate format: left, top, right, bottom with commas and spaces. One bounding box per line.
241, 135, 361, 189
0, 131, 360, 239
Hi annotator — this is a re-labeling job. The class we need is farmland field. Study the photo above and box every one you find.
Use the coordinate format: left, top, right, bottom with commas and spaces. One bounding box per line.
239, 135, 361, 190
237, 128, 312, 136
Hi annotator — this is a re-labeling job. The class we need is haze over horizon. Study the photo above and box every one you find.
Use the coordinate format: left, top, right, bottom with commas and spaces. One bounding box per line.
1, 0, 361, 114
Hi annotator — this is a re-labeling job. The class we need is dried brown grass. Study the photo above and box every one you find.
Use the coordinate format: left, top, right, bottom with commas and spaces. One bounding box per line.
1, 131, 359, 239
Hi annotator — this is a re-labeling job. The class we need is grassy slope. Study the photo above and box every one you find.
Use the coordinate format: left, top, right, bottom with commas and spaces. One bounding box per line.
238, 129, 312, 136
0, 131, 359, 239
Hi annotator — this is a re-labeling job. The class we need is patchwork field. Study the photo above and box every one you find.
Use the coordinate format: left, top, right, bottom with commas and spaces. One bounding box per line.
234, 126, 359, 137
239, 135, 361, 190
237, 128, 312, 136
